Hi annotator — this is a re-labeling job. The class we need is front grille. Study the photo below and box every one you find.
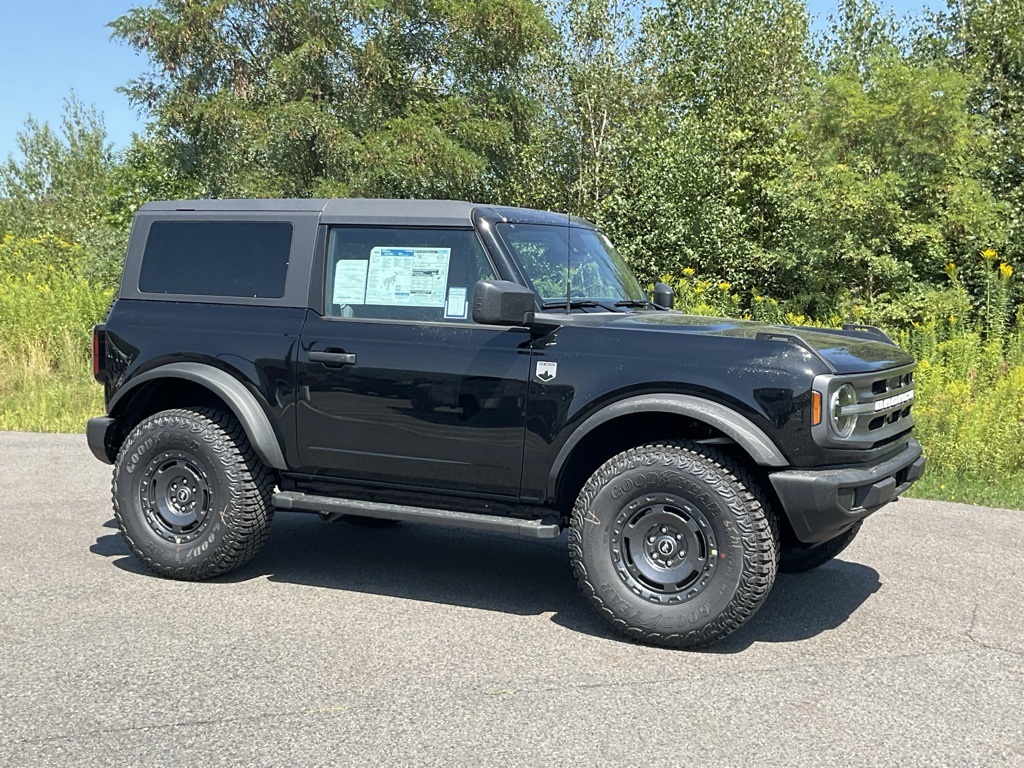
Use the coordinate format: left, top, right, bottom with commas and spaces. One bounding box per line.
812, 363, 917, 448
864, 370, 914, 431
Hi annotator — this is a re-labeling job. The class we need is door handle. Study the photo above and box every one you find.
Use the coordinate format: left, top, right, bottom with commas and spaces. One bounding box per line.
309, 350, 357, 366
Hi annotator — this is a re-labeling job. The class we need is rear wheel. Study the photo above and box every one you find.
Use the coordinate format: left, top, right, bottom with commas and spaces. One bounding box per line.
779, 521, 862, 573
569, 442, 777, 649
112, 407, 274, 580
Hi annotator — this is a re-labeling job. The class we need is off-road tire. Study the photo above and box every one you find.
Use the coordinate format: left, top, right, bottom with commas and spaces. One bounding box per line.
112, 407, 274, 580
569, 441, 778, 649
779, 521, 862, 574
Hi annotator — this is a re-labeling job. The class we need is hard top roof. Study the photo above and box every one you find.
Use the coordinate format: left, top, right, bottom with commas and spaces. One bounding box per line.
138, 198, 596, 228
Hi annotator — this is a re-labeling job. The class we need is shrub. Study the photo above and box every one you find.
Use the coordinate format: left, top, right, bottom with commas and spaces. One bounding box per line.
0, 235, 112, 432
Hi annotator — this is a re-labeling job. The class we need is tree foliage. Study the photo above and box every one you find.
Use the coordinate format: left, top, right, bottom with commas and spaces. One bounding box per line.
0, 96, 124, 283
0, 0, 1020, 328
108, 0, 551, 198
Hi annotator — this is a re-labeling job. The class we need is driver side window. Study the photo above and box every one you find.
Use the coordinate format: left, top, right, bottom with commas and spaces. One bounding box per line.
325, 226, 495, 322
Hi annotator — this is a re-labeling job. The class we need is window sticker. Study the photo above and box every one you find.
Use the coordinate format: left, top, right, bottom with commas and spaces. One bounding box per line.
332, 260, 368, 305
444, 286, 468, 319
366, 247, 451, 307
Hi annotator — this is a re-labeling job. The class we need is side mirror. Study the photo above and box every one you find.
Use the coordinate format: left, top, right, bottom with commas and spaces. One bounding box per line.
472, 280, 537, 326
652, 282, 675, 309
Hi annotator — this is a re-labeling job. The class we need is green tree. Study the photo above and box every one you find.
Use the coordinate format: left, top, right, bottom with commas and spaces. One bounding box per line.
952, 0, 1024, 269
601, 0, 811, 287
0, 96, 123, 284
506, 0, 651, 219
767, 1, 1009, 322
110, 0, 551, 199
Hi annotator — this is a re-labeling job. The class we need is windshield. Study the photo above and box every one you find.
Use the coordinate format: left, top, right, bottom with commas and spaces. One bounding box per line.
496, 223, 646, 306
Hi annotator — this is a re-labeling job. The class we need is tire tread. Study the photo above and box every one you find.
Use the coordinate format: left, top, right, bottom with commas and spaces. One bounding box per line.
568, 441, 778, 649
111, 407, 274, 580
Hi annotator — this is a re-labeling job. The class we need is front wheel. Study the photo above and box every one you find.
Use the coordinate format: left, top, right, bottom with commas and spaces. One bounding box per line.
112, 407, 274, 580
569, 442, 778, 649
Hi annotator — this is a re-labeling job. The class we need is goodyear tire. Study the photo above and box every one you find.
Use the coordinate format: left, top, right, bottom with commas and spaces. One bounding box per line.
112, 407, 274, 580
569, 442, 778, 649
779, 521, 862, 573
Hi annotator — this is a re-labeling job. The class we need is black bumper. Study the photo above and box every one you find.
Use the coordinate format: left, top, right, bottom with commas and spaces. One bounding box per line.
770, 438, 926, 545
86, 416, 118, 465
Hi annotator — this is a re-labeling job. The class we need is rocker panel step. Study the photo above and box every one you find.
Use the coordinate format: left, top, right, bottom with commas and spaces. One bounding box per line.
272, 491, 562, 539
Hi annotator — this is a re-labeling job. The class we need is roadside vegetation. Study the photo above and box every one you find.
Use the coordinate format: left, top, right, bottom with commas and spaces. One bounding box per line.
1, 0, 1022, 508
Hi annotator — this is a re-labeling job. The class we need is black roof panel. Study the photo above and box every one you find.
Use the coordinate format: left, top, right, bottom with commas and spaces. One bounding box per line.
138, 198, 596, 229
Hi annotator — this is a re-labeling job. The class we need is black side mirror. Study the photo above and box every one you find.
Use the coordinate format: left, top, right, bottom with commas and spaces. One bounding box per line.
653, 282, 675, 309
472, 280, 537, 326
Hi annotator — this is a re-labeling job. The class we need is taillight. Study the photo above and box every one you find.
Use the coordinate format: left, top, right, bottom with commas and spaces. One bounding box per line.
92, 326, 105, 383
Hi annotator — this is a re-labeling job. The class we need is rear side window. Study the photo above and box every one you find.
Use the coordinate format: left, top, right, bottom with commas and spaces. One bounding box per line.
139, 221, 293, 298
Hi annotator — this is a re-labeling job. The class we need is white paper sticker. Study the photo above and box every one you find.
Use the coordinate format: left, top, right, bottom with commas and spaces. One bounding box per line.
332, 260, 369, 305
366, 247, 451, 307
445, 286, 468, 319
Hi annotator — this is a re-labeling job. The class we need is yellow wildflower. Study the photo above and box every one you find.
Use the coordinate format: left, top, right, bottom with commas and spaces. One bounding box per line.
944, 262, 956, 277
717, 281, 731, 291
682, 267, 695, 277
981, 248, 998, 261
999, 262, 1013, 279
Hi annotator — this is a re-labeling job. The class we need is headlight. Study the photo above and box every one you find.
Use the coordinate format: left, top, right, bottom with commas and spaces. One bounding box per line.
829, 383, 858, 438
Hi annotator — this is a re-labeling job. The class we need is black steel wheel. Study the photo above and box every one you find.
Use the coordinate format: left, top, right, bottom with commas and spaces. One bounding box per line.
779, 521, 862, 573
112, 407, 274, 580
610, 496, 719, 605
569, 441, 778, 649
140, 452, 212, 543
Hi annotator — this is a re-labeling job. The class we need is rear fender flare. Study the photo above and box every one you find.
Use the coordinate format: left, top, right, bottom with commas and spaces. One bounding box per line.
109, 362, 287, 470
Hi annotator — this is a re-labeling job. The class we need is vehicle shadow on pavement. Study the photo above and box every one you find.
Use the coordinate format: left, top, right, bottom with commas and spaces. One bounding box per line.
91, 514, 881, 649
700, 561, 882, 653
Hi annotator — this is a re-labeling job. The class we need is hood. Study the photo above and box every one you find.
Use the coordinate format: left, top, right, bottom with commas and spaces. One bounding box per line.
610, 312, 914, 374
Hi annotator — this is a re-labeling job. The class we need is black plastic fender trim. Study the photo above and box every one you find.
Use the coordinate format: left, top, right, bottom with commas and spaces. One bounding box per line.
108, 362, 288, 470
547, 394, 789, 500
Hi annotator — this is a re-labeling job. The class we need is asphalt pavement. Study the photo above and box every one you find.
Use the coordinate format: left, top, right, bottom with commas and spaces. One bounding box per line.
0, 431, 1021, 767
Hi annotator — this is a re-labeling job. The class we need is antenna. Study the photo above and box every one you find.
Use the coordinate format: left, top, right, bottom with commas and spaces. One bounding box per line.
565, 210, 571, 314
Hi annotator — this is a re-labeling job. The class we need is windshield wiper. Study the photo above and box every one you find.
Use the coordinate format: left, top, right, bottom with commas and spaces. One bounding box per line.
541, 299, 602, 310
614, 299, 659, 309
542, 299, 644, 313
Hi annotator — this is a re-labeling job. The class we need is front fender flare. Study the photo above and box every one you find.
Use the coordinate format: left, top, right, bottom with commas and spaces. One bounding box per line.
109, 362, 288, 470
547, 394, 788, 499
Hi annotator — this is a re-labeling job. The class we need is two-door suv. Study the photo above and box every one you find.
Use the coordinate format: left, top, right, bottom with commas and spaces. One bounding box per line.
88, 198, 925, 648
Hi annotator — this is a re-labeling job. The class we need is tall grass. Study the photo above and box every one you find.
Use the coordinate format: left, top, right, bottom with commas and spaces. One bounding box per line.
898, 314, 1024, 508
0, 240, 112, 431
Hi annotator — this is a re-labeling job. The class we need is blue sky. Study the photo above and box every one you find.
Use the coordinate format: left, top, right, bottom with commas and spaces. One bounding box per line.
0, 0, 933, 161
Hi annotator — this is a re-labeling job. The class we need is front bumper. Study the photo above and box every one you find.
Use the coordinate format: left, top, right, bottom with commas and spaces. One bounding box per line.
770, 438, 925, 545
87, 416, 118, 465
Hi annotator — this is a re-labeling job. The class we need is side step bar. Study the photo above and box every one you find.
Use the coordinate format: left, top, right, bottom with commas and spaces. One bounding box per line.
272, 491, 562, 540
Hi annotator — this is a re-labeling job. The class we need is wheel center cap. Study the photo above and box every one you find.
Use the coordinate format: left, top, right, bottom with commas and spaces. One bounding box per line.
657, 537, 677, 557
176, 488, 191, 504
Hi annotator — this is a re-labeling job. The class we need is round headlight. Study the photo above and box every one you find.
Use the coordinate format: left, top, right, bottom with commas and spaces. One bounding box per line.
829, 383, 858, 438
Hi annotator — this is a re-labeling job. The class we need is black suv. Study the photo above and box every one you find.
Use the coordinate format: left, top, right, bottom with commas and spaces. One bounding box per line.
88, 198, 925, 648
